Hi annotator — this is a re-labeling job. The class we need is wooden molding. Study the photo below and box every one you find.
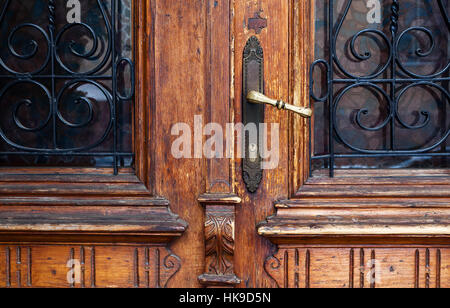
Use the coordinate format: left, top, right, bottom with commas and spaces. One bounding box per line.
0, 170, 187, 243
289, 0, 315, 194
258, 207, 450, 244
264, 247, 449, 288
198, 193, 242, 205
204, 208, 235, 275
275, 198, 450, 209
196, 0, 241, 288
0, 245, 181, 288
0, 204, 187, 244
198, 195, 241, 287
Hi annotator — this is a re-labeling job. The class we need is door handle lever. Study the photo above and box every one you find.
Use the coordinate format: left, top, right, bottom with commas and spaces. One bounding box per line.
247, 91, 313, 118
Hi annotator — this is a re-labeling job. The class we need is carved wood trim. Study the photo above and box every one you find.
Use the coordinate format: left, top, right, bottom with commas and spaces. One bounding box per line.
199, 0, 241, 288
132, 247, 181, 288
265, 247, 449, 288
258, 207, 450, 244
0, 244, 180, 288
205, 209, 234, 276
0, 204, 187, 244
198, 194, 241, 287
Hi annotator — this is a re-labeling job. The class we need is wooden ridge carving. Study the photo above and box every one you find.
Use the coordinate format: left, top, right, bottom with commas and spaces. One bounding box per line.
198, 194, 241, 287
0, 245, 181, 288
0, 203, 187, 244
265, 247, 449, 288
205, 211, 234, 275
133, 247, 181, 288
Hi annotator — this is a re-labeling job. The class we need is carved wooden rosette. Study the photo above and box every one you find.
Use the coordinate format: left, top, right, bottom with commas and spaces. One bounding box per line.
198, 194, 241, 287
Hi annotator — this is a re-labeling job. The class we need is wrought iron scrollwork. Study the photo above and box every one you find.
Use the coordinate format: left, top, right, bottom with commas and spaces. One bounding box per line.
0, 0, 134, 173
310, 0, 449, 176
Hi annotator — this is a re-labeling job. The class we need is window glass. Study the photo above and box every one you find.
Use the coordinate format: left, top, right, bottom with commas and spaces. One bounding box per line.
0, 0, 133, 169
311, 0, 449, 173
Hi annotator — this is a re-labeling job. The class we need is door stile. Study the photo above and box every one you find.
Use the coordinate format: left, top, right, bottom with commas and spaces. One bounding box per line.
197, 0, 242, 288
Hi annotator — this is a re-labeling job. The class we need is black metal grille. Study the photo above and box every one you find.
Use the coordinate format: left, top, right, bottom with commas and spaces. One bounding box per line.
0, 0, 134, 174
310, 0, 450, 177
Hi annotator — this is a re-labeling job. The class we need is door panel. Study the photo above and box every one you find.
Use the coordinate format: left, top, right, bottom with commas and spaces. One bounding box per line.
0, 0, 187, 288
0, 245, 180, 288
265, 247, 450, 288
257, 0, 450, 288
233, 0, 290, 288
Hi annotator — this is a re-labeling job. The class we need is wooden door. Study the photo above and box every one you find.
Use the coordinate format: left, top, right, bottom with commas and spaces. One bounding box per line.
176, 0, 450, 288
0, 0, 448, 288
250, 0, 450, 288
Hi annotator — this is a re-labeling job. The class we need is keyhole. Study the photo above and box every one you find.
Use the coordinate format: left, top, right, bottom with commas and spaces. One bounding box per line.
249, 143, 258, 162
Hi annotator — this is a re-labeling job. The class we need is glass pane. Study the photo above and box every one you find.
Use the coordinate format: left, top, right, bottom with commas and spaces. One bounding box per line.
0, 0, 134, 169
311, 0, 449, 173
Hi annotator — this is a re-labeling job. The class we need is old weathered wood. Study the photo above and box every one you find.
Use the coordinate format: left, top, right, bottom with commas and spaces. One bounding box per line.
0, 0, 448, 288
198, 195, 241, 287
264, 247, 449, 288
0, 245, 181, 288
0, 0, 187, 239
256, 0, 450, 289
0, 0, 187, 287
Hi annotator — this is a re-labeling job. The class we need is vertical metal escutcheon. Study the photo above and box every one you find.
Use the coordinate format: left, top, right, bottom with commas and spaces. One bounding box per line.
242, 36, 264, 193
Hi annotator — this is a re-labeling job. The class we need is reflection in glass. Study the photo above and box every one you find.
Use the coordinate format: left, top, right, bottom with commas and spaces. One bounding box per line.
311, 0, 449, 174
0, 0, 134, 170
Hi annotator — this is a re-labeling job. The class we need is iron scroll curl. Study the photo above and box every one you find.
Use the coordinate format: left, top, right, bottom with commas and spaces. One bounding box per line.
310, 0, 450, 176
0, 0, 135, 173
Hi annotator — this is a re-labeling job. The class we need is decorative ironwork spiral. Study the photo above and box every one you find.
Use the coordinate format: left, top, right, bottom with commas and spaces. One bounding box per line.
54, 79, 113, 152
0, 0, 135, 171
0, 0, 51, 75
310, 0, 449, 175
0, 80, 52, 152
55, 0, 112, 75
396, 27, 450, 78
332, 0, 393, 79
11, 81, 52, 133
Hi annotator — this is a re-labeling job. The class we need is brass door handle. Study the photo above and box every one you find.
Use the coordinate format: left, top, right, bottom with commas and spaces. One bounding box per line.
246, 91, 313, 118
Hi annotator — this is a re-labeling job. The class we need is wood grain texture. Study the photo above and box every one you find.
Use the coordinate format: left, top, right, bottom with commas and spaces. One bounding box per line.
257, 0, 450, 288
233, 0, 290, 289
0, 0, 448, 288
0, 0, 187, 241
265, 247, 450, 288
0, 0, 187, 288
0, 245, 180, 288
198, 200, 241, 287
197, 0, 241, 288
152, 0, 207, 288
